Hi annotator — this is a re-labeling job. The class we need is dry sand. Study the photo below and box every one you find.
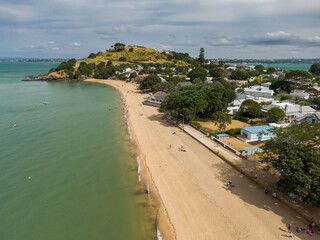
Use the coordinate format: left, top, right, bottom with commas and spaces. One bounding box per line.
85, 79, 314, 240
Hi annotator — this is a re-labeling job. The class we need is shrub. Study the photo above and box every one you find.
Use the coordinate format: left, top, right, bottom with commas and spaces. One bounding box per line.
235, 115, 249, 123
190, 121, 201, 129
226, 128, 241, 136
119, 57, 127, 62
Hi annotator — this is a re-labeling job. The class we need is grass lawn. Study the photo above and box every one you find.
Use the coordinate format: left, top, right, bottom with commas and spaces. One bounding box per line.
195, 119, 250, 133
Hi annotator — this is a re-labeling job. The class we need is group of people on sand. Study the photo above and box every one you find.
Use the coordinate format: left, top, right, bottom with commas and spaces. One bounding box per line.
264, 189, 278, 200
226, 180, 234, 190
287, 219, 319, 238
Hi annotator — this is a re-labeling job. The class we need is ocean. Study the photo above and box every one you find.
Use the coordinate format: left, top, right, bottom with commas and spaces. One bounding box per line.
0, 62, 155, 240
245, 63, 311, 71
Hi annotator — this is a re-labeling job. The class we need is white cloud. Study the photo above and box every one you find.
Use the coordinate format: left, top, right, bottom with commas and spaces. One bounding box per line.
71, 42, 81, 47
1, 0, 320, 58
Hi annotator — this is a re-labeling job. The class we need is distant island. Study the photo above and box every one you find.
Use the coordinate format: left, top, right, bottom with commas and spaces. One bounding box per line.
213, 58, 320, 64
0, 58, 68, 63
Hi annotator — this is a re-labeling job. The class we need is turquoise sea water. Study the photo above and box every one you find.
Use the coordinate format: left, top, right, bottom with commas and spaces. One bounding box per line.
0, 62, 154, 240
246, 63, 311, 71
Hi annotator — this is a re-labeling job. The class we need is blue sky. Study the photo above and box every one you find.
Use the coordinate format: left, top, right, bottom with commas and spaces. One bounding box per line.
1, 0, 320, 59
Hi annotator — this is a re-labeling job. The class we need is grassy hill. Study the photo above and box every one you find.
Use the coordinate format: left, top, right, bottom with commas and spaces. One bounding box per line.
47, 45, 192, 80
80, 46, 191, 66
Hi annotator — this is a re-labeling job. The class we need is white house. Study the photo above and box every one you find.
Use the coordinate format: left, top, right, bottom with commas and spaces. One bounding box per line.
262, 82, 272, 88
239, 125, 275, 142
145, 92, 169, 106
289, 90, 310, 100
262, 102, 316, 121
241, 146, 263, 156
297, 112, 320, 124
244, 85, 274, 98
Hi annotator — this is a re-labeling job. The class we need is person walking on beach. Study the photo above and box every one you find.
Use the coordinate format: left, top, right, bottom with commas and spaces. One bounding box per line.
272, 192, 278, 200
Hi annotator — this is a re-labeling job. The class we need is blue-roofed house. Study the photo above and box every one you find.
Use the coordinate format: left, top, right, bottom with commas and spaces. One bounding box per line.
241, 146, 263, 156
215, 133, 230, 139
239, 125, 275, 142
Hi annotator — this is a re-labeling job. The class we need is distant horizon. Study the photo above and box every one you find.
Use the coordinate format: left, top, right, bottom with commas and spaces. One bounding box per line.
0, 56, 319, 62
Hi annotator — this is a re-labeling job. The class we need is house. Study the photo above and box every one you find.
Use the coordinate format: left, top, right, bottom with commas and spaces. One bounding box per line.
262, 82, 272, 88
227, 66, 237, 71
227, 93, 278, 115
262, 102, 316, 121
244, 85, 274, 98
306, 86, 320, 96
145, 92, 169, 106
215, 133, 230, 139
297, 112, 320, 124
289, 90, 309, 100
241, 146, 263, 156
239, 125, 275, 142
225, 79, 248, 86
176, 82, 192, 88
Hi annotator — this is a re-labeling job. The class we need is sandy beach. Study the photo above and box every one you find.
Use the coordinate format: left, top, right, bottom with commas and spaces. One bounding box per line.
85, 79, 314, 240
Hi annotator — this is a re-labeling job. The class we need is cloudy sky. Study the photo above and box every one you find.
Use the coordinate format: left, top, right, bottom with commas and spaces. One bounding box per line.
1, 0, 320, 59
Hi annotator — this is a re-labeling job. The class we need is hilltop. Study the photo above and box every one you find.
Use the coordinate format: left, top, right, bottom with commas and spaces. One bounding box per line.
44, 43, 193, 80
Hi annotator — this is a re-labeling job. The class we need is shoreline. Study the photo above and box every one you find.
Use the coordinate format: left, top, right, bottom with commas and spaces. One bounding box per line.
85, 79, 176, 239
85, 78, 314, 240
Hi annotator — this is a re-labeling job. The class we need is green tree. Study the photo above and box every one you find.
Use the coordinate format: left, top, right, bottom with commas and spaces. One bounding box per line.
239, 99, 261, 118
107, 60, 113, 66
200, 82, 236, 117
270, 80, 294, 94
139, 74, 161, 91
230, 70, 249, 80
211, 111, 231, 130
55, 58, 77, 72
113, 42, 126, 52
160, 86, 208, 123
187, 67, 207, 82
284, 70, 312, 79
150, 82, 175, 93
208, 68, 225, 78
261, 123, 320, 206
198, 48, 205, 65
309, 63, 320, 76
254, 65, 265, 73
119, 57, 127, 62
310, 96, 320, 109
88, 53, 97, 58
267, 107, 285, 122
267, 67, 276, 74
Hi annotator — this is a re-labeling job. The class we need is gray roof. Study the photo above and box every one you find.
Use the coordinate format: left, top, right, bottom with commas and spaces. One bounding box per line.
263, 104, 316, 114
216, 133, 230, 138
289, 90, 309, 98
150, 91, 169, 101
298, 111, 320, 121
242, 146, 262, 152
176, 82, 192, 88
308, 86, 320, 92
236, 93, 246, 100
